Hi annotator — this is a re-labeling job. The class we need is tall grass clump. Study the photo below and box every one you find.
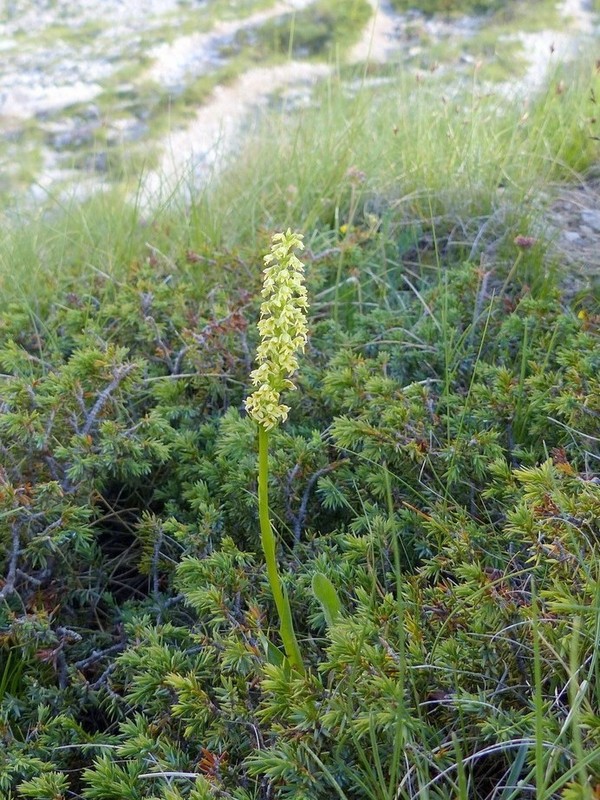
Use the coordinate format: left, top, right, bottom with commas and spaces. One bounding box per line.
196, 55, 600, 245
1, 54, 598, 303
0, 189, 153, 305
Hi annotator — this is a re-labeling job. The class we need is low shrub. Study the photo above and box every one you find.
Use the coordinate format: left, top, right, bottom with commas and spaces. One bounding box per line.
0, 226, 597, 797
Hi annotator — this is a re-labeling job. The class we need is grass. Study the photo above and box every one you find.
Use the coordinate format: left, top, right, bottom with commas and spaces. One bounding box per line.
32, 19, 107, 46
395, 0, 571, 23
1, 0, 582, 204
0, 649, 25, 704
489, 0, 562, 32
230, 0, 372, 59
387, 0, 567, 83
2, 50, 599, 302
189, 55, 600, 248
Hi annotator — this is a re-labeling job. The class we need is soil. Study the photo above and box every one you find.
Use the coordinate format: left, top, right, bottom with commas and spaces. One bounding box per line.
548, 171, 600, 280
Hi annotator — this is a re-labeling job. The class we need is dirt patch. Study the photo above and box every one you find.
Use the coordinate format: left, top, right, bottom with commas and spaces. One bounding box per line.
142, 60, 330, 203
547, 171, 600, 279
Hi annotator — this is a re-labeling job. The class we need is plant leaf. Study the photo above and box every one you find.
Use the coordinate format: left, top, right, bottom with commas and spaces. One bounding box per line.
312, 572, 343, 628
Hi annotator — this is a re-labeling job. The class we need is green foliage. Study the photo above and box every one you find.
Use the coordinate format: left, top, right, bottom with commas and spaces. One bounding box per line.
0, 39, 599, 800
0, 222, 596, 797
233, 0, 372, 59
18, 772, 69, 799
311, 572, 343, 627
389, 0, 507, 15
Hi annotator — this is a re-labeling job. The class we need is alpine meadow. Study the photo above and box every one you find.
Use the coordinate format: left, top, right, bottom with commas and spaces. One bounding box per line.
0, 0, 599, 798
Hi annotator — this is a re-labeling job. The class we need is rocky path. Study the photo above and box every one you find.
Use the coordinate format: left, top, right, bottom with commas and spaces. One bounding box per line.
140, 0, 403, 203
142, 59, 331, 202
0, 0, 598, 208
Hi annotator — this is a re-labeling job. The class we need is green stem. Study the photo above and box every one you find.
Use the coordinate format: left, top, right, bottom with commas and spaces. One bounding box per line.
531, 579, 546, 798
258, 424, 305, 676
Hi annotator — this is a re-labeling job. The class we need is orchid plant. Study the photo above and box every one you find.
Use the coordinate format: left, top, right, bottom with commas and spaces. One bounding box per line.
245, 230, 308, 675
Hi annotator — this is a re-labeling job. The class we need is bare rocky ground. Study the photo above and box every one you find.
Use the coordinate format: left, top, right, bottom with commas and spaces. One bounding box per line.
0, 0, 599, 270
548, 170, 600, 282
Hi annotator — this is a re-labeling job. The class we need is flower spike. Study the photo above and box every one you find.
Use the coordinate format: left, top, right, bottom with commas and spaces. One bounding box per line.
245, 230, 308, 430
